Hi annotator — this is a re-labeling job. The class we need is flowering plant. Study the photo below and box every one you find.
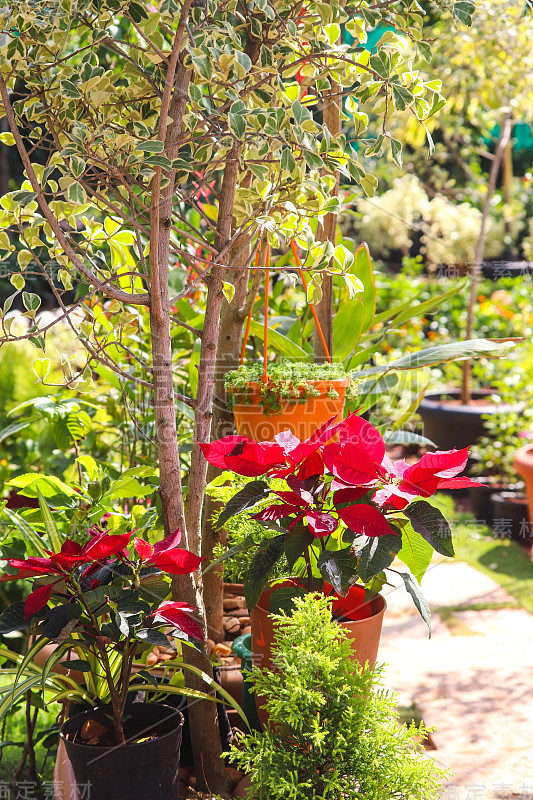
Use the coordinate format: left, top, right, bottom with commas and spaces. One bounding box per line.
202, 413, 481, 629
0, 526, 210, 745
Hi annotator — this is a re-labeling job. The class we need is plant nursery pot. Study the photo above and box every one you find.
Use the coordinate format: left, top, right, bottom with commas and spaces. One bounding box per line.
514, 444, 533, 525
418, 389, 512, 452
468, 479, 510, 523
232, 379, 349, 441
251, 580, 386, 729
490, 491, 531, 545
60, 703, 184, 800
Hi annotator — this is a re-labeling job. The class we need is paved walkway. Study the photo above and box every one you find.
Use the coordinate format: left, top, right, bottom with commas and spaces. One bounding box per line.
380, 561, 533, 800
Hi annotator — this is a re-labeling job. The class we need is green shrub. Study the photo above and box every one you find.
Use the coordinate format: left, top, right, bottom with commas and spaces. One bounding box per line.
227, 594, 448, 800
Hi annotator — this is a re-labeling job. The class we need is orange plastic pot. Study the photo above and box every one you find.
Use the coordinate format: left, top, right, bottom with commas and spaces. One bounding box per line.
514, 444, 533, 523
250, 580, 386, 729
232, 379, 349, 441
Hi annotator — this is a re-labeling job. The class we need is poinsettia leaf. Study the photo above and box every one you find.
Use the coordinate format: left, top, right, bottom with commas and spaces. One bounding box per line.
398, 571, 431, 635
395, 520, 434, 584
317, 548, 359, 597
357, 533, 402, 583
269, 585, 306, 615
0, 602, 28, 634
136, 628, 171, 648
217, 480, 271, 528
338, 504, 397, 538
404, 500, 454, 557
284, 525, 314, 570
323, 443, 379, 485
244, 535, 285, 611
59, 659, 92, 672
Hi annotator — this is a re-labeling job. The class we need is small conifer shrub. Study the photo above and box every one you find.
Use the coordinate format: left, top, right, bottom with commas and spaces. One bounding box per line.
227, 594, 448, 800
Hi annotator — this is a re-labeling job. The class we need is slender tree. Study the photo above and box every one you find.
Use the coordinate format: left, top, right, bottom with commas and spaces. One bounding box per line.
0, 0, 474, 788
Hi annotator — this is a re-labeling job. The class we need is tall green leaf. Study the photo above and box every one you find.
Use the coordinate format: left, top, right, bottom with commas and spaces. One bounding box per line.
352, 243, 375, 334
36, 487, 61, 553
332, 298, 364, 360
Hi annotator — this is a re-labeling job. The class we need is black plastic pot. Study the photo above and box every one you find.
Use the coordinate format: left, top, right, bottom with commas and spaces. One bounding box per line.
418, 390, 512, 451
490, 491, 531, 544
60, 703, 183, 800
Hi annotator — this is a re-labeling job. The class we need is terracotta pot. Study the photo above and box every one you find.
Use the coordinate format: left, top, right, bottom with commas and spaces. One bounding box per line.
418, 389, 513, 452
514, 444, 533, 525
232, 379, 349, 441
251, 580, 386, 728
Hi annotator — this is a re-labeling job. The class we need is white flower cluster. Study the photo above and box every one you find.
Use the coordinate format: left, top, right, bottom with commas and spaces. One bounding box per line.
349, 175, 524, 266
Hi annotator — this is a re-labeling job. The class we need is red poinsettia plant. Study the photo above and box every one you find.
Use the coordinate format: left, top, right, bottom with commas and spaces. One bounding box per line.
0, 526, 203, 745
202, 412, 481, 628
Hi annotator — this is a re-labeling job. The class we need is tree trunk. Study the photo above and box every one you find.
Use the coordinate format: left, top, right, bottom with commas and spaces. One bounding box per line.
201, 235, 254, 641
313, 23, 343, 363
460, 112, 513, 405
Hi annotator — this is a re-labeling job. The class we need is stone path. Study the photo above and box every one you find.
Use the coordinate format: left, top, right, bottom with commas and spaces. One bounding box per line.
379, 561, 533, 800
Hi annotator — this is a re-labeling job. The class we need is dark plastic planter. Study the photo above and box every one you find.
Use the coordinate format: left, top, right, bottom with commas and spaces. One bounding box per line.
418, 389, 512, 451
490, 491, 531, 544
60, 703, 183, 800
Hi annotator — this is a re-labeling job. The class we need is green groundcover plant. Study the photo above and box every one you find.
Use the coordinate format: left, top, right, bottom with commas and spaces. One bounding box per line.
225, 362, 354, 417
227, 593, 448, 800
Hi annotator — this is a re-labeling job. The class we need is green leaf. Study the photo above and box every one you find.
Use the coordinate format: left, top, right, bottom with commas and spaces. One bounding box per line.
404, 501, 455, 558
217, 481, 271, 528
391, 83, 414, 111
35, 487, 61, 554
383, 431, 436, 448
137, 140, 165, 153
203, 536, 255, 576
2, 508, 48, 557
303, 150, 323, 171
0, 603, 28, 634
389, 280, 466, 328
136, 628, 171, 648
357, 339, 517, 378
390, 137, 403, 168
0, 419, 32, 445
67, 183, 86, 204
398, 571, 431, 635
269, 585, 306, 615
144, 154, 172, 170
292, 100, 311, 126
358, 534, 402, 583
396, 521, 434, 584
70, 156, 86, 179
332, 298, 364, 360
281, 148, 296, 173
248, 319, 311, 362
228, 112, 245, 139
284, 526, 314, 571
59, 659, 92, 672
453, 0, 475, 26
244, 535, 285, 611
22, 292, 41, 313
369, 52, 390, 79
317, 548, 359, 597
353, 244, 375, 335
417, 41, 432, 62
0, 132, 15, 146
191, 54, 213, 81
234, 50, 252, 76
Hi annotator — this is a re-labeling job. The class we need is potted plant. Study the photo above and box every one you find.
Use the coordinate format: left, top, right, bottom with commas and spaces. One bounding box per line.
202, 412, 480, 676
0, 526, 240, 800
225, 362, 351, 442
470, 403, 533, 539
228, 593, 448, 800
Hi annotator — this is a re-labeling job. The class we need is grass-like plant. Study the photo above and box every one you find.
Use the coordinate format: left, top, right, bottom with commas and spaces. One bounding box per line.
227, 593, 448, 800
